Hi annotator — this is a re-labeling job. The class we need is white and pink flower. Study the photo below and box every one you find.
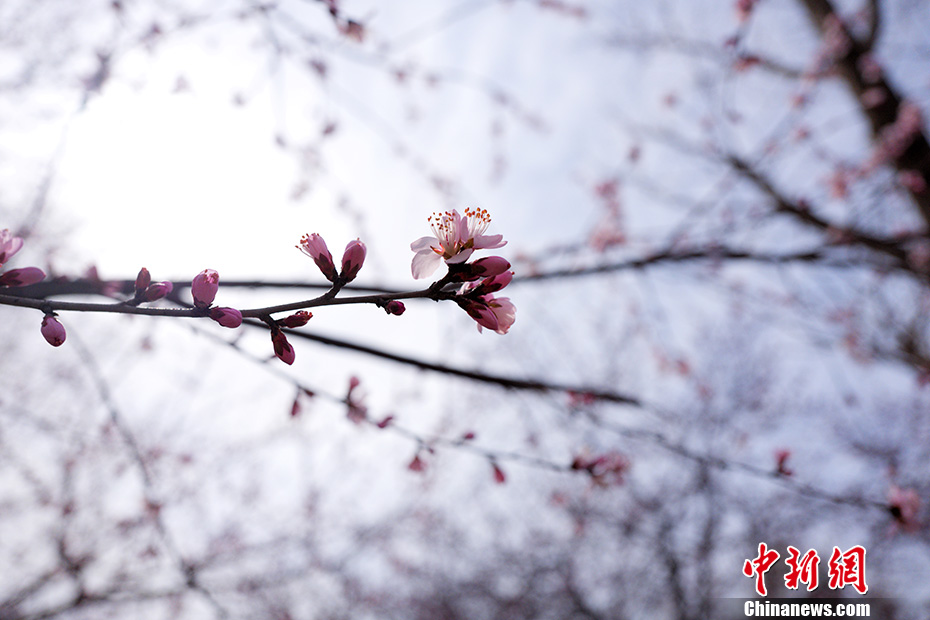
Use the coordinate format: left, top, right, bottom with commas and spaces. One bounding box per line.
0, 229, 24, 267
298, 233, 338, 282
411, 208, 506, 279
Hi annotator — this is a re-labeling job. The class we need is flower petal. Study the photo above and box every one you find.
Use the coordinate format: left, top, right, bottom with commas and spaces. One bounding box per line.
410, 236, 439, 253
445, 247, 474, 264
411, 250, 442, 279
473, 234, 506, 250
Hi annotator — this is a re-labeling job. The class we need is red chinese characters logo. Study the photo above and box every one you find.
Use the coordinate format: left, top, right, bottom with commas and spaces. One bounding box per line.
743, 544, 867, 596
743, 543, 780, 596
828, 545, 868, 595
784, 546, 820, 591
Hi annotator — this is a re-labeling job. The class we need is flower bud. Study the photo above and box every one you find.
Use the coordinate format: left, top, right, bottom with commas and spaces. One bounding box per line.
384, 300, 405, 316
340, 239, 366, 282
209, 306, 242, 328
271, 329, 296, 365
191, 269, 219, 308
473, 270, 513, 296
297, 233, 337, 282
134, 267, 151, 293
471, 256, 511, 278
461, 300, 500, 332
278, 310, 312, 328
41, 315, 66, 347
142, 281, 173, 302
0, 229, 24, 266
0, 266, 45, 287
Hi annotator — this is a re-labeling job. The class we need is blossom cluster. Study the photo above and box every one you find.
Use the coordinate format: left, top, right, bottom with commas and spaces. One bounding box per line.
410, 208, 516, 334
0, 230, 61, 345
4, 207, 514, 364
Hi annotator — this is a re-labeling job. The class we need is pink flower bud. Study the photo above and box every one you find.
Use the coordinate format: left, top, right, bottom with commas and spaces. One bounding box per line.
279, 310, 312, 328
0, 266, 45, 287
461, 300, 500, 332
297, 233, 337, 282
41, 315, 66, 347
0, 229, 24, 267
271, 329, 296, 365
142, 281, 173, 302
492, 463, 506, 484
474, 270, 513, 296
135, 267, 151, 293
209, 306, 242, 328
191, 269, 219, 308
384, 300, 405, 315
340, 238, 366, 282
471, 256, 511, 278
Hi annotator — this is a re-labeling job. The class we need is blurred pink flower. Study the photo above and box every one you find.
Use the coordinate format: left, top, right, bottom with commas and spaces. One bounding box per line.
411, 208, 506, 279
134, 267, 151, 293
41, 315, 66, 347
888, 485, 920, 531
298, 233, 338, 282
0, 266, 45, 287
191, 269, 219, 307
340, 239, 366, 282
0, 229, 24, 267
142, 281, 173, 302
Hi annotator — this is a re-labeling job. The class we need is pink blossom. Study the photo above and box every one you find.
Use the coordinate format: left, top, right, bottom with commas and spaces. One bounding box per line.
279, 310, 312, 328
888, 485, 920, 531
340, 239, 366, 282
411, 208, 506, 279
474, 295, 516, 335
191, 269, 219, 308
0, 266, 45, 287
297, 233, 338, 282
462, 299, 501, 332
142, 281, 173, 302
209, 306, 242, 328
0, 229, 24, 267
41, 315, 66, 347
271, 329, 296, 365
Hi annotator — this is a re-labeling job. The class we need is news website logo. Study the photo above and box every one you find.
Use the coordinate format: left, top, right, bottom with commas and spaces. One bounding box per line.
742, 543, 867, 597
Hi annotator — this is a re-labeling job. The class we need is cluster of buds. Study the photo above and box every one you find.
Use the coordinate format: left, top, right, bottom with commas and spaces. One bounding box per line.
267, 310, 313, 365
0, 230, 60, 346
190, 269, 242, 328
571, 452, 630, 486
410, 208, 516, 334
132, 267, 174, 303
0, 229, 45, 289
297, 233, 367, 285
133, 267, 242, 329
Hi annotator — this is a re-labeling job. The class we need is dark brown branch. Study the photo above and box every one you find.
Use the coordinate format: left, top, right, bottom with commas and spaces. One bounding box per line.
272, 320, 644, 407
726, 154, 911, 263
798, 0, 930, 228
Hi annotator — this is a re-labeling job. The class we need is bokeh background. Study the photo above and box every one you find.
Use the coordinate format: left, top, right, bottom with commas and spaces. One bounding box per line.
1, 0, 929, 618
